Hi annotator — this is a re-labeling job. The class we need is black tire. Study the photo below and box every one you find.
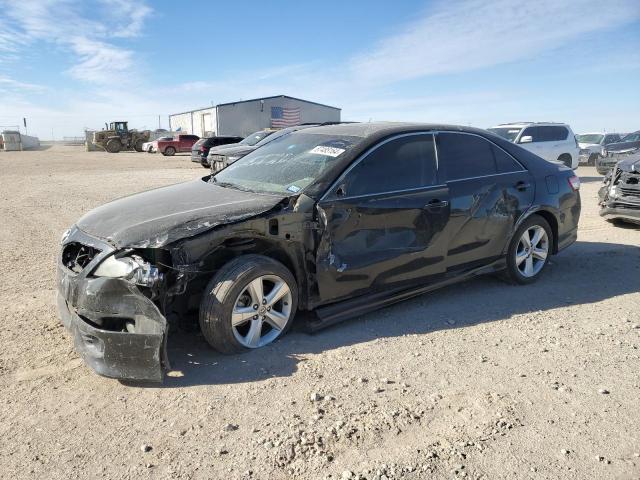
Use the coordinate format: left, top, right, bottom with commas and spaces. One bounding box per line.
105, 138, 122, 153
503, 215, 553, 285
199, 255, 298, 354
558, 154, 573, 169
133, 139, 144, 152
587, 153, 599, 166
596, 167, 609, 175
163, 146, 176, 156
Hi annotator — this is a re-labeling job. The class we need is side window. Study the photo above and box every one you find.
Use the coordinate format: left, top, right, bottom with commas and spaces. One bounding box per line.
521, 126, 541, 143
437, 133, 497, 181
341, 134, 437, 197
493, 146, 524, 173
535, 126, 567, 142
549, 126, 568, 141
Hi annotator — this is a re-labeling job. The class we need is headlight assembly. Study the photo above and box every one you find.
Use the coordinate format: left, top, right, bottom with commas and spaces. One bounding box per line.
93, 254, 163, 286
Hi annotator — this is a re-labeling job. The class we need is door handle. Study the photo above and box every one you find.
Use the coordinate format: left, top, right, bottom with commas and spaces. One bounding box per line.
424, 199, 449, 211
515, 181, 531, 191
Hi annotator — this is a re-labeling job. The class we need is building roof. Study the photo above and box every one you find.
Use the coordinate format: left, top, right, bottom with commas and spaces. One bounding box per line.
170, 95, 340, 117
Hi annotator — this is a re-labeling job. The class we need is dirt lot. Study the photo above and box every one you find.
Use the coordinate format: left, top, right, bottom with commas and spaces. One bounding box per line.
0, 144, 638, 480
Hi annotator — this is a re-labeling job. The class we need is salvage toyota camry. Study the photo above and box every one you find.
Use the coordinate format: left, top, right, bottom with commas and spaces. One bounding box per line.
57, 123, 581, 381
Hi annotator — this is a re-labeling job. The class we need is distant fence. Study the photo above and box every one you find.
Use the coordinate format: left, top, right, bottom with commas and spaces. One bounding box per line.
63, 136, 85, 145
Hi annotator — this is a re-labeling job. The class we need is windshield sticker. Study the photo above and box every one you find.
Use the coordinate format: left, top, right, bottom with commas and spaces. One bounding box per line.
309, 145, 346, 157
287, 185, 301, 193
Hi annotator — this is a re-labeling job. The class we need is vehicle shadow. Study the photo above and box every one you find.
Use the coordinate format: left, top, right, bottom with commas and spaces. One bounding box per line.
152, 240, 639, 389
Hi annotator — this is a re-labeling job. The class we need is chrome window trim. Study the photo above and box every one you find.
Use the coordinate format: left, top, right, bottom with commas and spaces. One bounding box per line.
319, 130, 528, 202
327, 184, 448, 202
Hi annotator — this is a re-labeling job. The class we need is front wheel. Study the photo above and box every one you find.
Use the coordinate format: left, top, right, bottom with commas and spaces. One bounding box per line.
199, 255, 298, 354
503, 215, 553, 285
105, 138, 122, 153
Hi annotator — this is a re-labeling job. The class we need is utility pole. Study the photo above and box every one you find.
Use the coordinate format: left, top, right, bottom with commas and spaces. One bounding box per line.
158, 115, 161, 130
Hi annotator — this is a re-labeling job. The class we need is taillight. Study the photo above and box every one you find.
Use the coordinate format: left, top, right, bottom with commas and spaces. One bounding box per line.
568, 175, 580, 191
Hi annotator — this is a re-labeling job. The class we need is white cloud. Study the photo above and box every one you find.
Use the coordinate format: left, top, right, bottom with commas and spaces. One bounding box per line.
351, 0, 640, 84
0, 76, 47, 94
0, 0, 152, 84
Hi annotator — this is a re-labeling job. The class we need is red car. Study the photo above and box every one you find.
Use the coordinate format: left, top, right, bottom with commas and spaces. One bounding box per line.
157, 134, 200, 156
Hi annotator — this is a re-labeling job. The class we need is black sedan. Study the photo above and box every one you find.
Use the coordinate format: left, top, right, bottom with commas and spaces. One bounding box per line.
57, 123, 581, 381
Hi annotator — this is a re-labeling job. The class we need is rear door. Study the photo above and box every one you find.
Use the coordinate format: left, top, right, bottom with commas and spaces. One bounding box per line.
316, 133, 450, 303
436, 132, 534, 271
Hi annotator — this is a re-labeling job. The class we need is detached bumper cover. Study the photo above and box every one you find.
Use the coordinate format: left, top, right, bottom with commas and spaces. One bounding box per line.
57, 228, 167, 382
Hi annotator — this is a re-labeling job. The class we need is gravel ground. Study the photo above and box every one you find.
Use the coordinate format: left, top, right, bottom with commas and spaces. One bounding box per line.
0, 145, 638, 480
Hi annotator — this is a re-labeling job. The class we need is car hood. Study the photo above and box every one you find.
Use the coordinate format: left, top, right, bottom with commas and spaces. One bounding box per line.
607, 140, 640, 153
213, 145, 256, 157
615, 154, 640, 173
77, 178, 285, 248
208, 144, 247, 156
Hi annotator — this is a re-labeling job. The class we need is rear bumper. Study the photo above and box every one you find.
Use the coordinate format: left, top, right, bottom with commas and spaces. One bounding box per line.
191, 151, 204, 163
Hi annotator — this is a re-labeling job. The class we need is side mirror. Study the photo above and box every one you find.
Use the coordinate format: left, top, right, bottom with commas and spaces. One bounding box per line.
519, 135, 533, 144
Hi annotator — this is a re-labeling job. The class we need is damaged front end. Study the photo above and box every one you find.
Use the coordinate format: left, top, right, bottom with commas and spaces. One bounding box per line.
57, 227, 170, 382
599, 155, 640, 225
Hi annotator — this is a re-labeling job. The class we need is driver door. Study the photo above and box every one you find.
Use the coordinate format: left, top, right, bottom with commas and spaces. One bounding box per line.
315, 133, 450, 303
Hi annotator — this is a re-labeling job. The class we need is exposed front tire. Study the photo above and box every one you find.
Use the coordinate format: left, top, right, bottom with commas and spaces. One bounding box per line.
503, 215, 553, 285
199, 255, 298, 354
163, 146, 176, 156
105, 138, 122, 153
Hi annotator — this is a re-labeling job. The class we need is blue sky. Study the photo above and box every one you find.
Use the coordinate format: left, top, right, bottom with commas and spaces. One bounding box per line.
0, 0, 639, 138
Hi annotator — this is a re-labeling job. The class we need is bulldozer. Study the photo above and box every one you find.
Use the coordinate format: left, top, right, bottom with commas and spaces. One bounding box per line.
93, 121, 150, 153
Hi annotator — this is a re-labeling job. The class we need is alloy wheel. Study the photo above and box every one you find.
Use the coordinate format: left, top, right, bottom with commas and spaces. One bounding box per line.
515, 225, 549, 278
231, 275, 293, 348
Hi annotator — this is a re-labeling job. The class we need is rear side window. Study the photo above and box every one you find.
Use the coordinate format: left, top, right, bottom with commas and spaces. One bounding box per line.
492, 145, 524, 173
437, 133, 497, 180
342, 134, 437, 196
542, 126, 568, 141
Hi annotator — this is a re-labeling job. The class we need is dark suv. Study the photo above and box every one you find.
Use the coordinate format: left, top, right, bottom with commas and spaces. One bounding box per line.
191, 136, 243, 164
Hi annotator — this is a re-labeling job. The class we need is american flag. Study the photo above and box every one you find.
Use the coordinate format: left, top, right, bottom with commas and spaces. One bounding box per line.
271, 106, 301, 128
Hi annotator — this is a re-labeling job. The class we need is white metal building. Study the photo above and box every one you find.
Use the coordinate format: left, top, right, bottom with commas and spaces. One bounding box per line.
169, 95, 341, 138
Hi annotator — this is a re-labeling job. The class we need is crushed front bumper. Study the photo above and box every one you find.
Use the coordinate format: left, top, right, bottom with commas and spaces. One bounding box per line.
57, 227, 168, 382
600, 203, 640, 224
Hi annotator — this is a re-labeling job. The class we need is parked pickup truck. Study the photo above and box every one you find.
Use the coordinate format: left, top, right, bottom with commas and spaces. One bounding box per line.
157, 134, 200, 156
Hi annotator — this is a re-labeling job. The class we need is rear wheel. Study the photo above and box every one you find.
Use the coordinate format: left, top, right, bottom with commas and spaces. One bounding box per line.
105, 138, 122, 153
503, 215, 553, 285
163, 146, 176, 156
199, 255, 298, 354
558, 154, 573, 168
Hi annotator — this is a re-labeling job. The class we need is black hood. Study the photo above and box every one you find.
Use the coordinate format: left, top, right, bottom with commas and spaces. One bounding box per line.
615, 155, 640, 173
77, 178, 284, 248
607, 139, 640, 153
214, 145, 256, 157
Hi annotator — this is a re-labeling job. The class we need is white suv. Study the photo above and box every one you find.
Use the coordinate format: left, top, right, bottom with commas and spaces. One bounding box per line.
488, 122, 580, 169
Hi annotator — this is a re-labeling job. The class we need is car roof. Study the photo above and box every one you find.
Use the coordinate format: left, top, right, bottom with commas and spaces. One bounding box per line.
492, 122, 570, 128
296, 121, 491, 139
